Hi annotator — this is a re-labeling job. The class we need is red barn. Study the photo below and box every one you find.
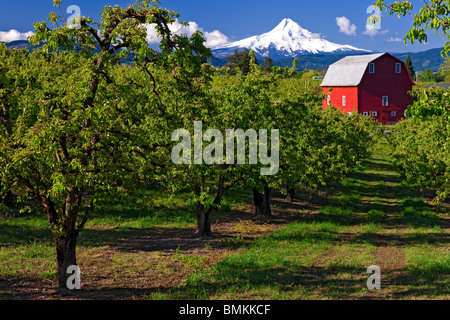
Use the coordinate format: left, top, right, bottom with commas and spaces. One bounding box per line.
320, 53, 414, 124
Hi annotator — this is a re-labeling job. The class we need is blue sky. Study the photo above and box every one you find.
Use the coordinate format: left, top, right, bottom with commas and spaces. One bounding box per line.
0, 0, 446, 53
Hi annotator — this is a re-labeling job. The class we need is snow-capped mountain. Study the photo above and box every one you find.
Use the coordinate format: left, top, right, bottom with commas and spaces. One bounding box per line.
213, 18, 371, 59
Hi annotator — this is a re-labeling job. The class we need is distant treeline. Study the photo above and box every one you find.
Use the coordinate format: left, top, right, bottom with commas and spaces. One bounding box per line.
208, 47, 446, 73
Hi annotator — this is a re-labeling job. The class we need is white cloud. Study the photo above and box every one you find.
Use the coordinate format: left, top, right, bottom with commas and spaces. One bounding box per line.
146, 21, 198, 44
387, 37, 402, 42
204, 30, 229, 49
336, 16, 357, 36
363, 24, 389, 37
146, 20, 229, 49
146, 25, 161, 44
0, 29, 34, 42
170, 20, 201, 38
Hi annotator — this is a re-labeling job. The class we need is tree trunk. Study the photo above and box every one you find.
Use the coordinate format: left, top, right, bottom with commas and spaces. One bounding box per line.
286, 187, 296, 203
43, 189, 83, 291
196, 206, 216, 237
194, 174, 226, 237
55, 234, 78, 291
262, 186, 272, 216
253, 186, 272, 216
253, 188, 264, 215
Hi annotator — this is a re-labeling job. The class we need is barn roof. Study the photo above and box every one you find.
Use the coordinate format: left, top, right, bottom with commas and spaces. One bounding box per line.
320, 53, 387, 87
424, 83, 450, 90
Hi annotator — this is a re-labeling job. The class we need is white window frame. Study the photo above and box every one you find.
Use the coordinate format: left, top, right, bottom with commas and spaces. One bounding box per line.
327, 95, 331, 106
369, 63, 375, 74
363, 112, 369, 116
391, 111, 397, 117
372, 111, 378, 117
342, 96, 346, 106
395, 63, 401, 74
382, 96, 389, 107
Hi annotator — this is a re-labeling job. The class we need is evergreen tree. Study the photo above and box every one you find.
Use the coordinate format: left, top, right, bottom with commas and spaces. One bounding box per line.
240, 49, 252, 75
225, 48, 252, 75
405, 55, 416, 80
262, 57, 274, 73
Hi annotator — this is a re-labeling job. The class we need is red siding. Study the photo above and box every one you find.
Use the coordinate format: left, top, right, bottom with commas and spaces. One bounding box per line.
322, 87, 358, 114
358, 55, 413, 124
322, 53, 414, 124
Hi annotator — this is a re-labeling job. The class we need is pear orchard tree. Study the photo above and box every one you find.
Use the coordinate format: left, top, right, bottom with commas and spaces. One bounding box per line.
0, 0, 212, 291
375, 0, 450, 202
164, 54, 286, 236
0, 47, 29, 208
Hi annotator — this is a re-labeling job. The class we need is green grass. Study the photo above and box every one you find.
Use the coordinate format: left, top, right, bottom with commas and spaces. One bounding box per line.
0, 186, 251, 281
158, 138, 449, 300
0, 241, 56, 278
85, 186, 251, 230
0, 137, 448, 300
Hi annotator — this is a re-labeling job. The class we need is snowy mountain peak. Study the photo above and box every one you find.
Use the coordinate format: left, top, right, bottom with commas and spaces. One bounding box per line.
213, 18, 370, 59
275, 18, 299, 30
273, 18, 308, 35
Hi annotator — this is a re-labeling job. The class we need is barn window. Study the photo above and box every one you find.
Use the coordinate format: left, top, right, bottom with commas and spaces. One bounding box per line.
342, 96, 346, 106
327, 95, 331, 105
382, 96, 389, 107
363, 112, 369, 116
369, 63, 375, 73
372, 111, 378, 117
395, 63, 401, 74
391, 111, 397, 117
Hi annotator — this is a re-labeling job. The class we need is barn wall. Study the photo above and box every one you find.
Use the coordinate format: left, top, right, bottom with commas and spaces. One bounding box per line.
358, 55, 413, 124
322, 87, 359, 114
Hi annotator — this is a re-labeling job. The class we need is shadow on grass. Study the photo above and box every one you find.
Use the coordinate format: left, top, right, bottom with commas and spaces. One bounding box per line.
352, 232, 450, 246
0, 222, 53, 245
165, 258, 448, 300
